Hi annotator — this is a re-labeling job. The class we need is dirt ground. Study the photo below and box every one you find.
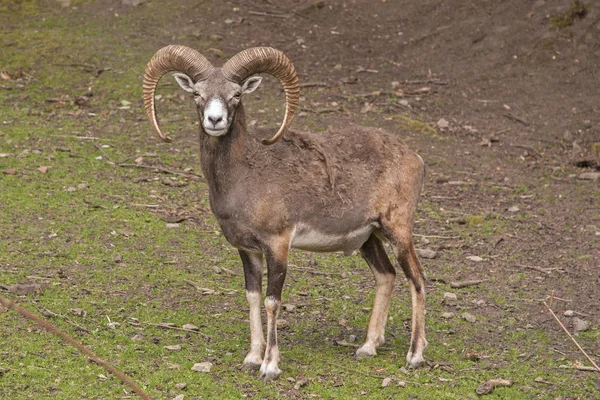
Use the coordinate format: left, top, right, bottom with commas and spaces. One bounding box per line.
1, 0, 599, 399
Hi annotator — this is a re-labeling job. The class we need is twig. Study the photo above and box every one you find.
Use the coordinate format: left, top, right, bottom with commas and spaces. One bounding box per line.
517, 264, 551, 275
94, 143, 114, 163
559, 365, 600, 372
413, 234, 460, 239
118, 163, 203, 179
139, 321, 211, 339
0, 295, 151, 400
299, 82, 330, 88
543, 300, 600, 372
503, 113, 530, 126
450, 279, 488, 289
248, 10, 289, 18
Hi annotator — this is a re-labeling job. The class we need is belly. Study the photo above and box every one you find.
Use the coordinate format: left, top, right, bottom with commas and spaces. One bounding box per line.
290, 222, 380, 255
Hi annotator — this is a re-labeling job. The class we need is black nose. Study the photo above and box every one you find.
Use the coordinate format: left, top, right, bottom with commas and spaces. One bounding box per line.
208, 116, 223, 126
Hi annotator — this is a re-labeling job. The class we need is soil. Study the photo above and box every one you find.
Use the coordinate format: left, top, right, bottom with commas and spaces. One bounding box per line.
2, 0, 599, 398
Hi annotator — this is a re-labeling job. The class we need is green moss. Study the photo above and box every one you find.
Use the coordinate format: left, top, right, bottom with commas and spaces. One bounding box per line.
551, 0, 587, 29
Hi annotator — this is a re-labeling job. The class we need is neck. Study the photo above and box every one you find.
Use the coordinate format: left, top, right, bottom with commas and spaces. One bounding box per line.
199, 102, 247, 198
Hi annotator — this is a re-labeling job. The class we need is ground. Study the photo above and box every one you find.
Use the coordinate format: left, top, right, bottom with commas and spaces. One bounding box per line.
0, 0, 599, 399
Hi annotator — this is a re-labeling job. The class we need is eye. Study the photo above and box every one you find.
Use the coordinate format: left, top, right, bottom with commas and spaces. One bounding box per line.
234, 91, 242, 99
193, 91, 201, 98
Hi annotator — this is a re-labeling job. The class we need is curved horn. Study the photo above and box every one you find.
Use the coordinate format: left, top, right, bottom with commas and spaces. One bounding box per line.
222, 47, 299, 145
143, 45, 213, 142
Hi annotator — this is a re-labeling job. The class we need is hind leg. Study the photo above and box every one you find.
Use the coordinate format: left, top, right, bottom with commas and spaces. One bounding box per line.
356, 234, 396, 357
385, 227, 427, 368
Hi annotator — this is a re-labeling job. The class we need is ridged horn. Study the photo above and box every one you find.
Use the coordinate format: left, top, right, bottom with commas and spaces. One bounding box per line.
143, 45, 213, 142
222, 47, 299, 145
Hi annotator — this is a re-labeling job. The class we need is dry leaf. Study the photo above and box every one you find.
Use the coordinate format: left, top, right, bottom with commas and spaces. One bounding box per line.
38, 166, 49, 174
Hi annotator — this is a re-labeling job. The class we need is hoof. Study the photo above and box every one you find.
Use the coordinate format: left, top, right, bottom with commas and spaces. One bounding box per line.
355, 343, 377, 358
242, 352, 263, 371
405, 352, 425, 369
259, 361, 281, 382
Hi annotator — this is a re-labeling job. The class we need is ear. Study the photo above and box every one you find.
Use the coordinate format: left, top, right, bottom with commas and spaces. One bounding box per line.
173, 73, 195, 93
241, 76, 262, 94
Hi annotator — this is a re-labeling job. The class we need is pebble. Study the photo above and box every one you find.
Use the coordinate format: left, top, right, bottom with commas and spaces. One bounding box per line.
461, 312, 477, 323
349, 334, 357, 342
508, 206, 520, 213
564, 310, 574, 317
443, 292, 458, 306
283, 304, 296, 312
467, 256, 484, 262
578, 172, 600, 181
191, 362, 213, 372
441, 312, 455, 319
166, 223, 180, 229
172, 395, 184, 400
437, 118, 449, 128
416, 247, 437, 259
174, 382, 187, 390
573, 317, 589, 333
399, 99, 409, 106
382, 377, 393, 388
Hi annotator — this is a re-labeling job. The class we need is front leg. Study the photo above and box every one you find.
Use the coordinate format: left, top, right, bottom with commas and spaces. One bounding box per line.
239, 250, 266, 370
259, 239, 289, 382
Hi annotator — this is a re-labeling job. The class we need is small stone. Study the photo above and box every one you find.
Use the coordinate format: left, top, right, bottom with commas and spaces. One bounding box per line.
573, 317, 589, 333
349, 334, 357, 342
77, 183, 87, 190
131, 334, 144, 342
461, 312, 476, 323
277, 319, 288, 328
212, 266, 222, 274
508, 206, 519, 213
67, 186, 77, 192
398, 367, 409, 375
399, 99, 409, 106
398, 381, 407, 387
467, 255, 484, 262
578, 172, 600, 181
283, 304, 296, 312
441, 312, 455, 319
191, 362, 212, 372
416, 247, 437, 259
437, 118, 449, 129
564, 310, 574, 317
172, 395, 184, 400
166, 223, 180, 229
209, 34, 223, 41
175, 382, 187, 390
293, 378, 308, 390
182, 324, 199, 331
381, 377, 393, 388
443, 292, 458, 306
582, 120, 592, 129
38, 166, 49, 174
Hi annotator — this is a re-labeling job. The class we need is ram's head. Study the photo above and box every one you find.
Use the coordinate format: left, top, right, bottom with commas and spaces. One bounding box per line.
143, 46, 300, 145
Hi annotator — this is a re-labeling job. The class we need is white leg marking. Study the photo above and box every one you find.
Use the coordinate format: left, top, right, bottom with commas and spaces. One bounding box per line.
357, 272, 395, 357
259, 296, 281, 381
243, 291, 265, 369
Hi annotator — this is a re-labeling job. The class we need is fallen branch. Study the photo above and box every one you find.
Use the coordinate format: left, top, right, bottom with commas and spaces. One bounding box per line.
138, 321, 211, 339
0, 295, 151, 400
543, 299, 600, 372
248, 10, 289, 18
450, 279, 488, 289
118, 163, 203, 179
413, 234, 460, 239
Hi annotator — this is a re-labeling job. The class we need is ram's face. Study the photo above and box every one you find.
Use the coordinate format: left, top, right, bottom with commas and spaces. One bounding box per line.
174, 69, 262, 137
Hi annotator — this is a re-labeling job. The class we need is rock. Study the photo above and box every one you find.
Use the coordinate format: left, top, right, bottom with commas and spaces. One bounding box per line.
437, 118, 449, 129
349, 334, 357, 342
441, 312, 455, 319
172, 395, 184, 400
381, 377, 393, 388
416, 247, 437, 259
131, 334, 144, 342
508, 206, 519, 213
191, 362, 213, 372
461, 312, 476, 323
443, 292, 458, 306
564, 310, 574, 317
578, 172, 600, 181
466, 255, 484, 262
182, 324, 199, 331
165, 223, 180, 228
175, 382, 187, 390
283, 304, 296, 312
573, 317, 589, 333
399, 99, 409, 106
